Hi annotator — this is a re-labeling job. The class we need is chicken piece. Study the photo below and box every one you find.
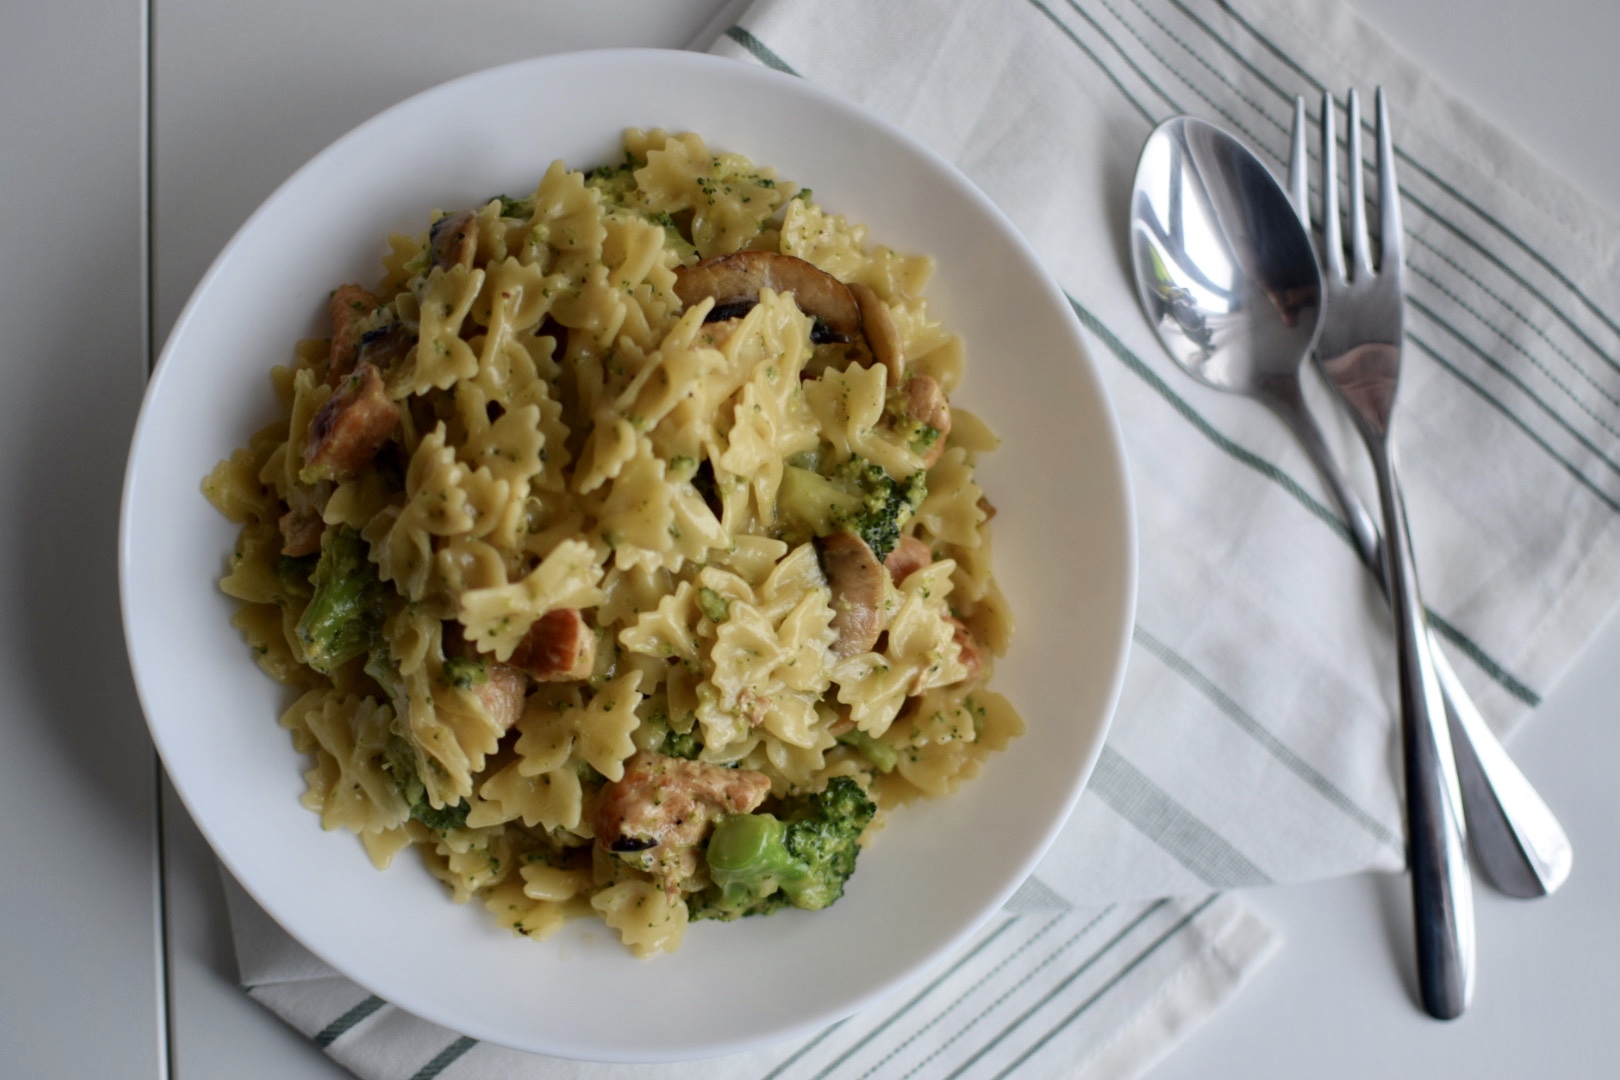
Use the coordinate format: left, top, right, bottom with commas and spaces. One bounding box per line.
882, 534, 932, 585
818, 531, 888, 659
277, 505, 324, 557
849, 282, 904, 382
506, 608, 595, 682
328, 284, 382, 386
302, 363, 400, 481
429, 208, 477, 271
469, 661, 527, 734
674, 251, 861, 343
594, 750, 772, 893
948, 617, 982, 687
898, 374, 952, 467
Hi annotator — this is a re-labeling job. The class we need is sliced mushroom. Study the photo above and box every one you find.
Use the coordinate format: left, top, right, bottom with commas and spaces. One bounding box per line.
328, 284, 382, 385
302, 363, 400, 480
593, 750, 772, 893
849, 282, 904, 382
429, 208, 477, 271
818, 530, 888, 659
507, 608, 596, 682
674, 251, 861, 343
898, 374, 952, 467
355, 321, 415, 377
882, 534, 932, 585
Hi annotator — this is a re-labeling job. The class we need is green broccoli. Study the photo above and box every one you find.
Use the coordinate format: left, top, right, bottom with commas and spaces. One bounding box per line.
836, 728, 898, 773
275, 553, 318, 601
494, 193, 534, 219
690, 776, 877, 921
380, 733, 470, 832
662, 726, 704, 760
639, 706, 704, 760
295, 526, 388, 674
776, 455, 926, 561
442, 656, 488, 689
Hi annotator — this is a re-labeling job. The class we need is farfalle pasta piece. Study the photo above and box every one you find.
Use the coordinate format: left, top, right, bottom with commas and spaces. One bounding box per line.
634, 130, 792, 259
395, 263, 483, 397
591, 878, 688, 957
458, 537, 606, 660
285, 689, 409, 834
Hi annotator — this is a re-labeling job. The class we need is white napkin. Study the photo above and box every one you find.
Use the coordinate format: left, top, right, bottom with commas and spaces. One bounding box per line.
229, 0, 1620, 1075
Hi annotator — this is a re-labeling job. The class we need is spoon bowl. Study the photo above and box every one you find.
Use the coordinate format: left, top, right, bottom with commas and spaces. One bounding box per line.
1128, 116, 1323, 401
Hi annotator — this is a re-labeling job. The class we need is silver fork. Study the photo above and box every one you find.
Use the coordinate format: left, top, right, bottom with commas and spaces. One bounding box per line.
1301, 88, 1473, 1019
1288, 97, 1572, 907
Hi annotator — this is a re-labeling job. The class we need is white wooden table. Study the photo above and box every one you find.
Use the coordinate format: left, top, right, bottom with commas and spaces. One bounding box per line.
7, 2, 1618, 1075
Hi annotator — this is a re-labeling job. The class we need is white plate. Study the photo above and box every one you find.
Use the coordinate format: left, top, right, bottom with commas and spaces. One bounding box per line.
120, 48, 1135, 1062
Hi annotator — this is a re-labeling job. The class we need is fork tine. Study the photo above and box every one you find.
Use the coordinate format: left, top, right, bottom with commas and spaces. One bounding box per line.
1320, 92, 1345, 281
1346, 89, 1372, 277
1288, 96, 1309, 227
1376, 87, 1404, 276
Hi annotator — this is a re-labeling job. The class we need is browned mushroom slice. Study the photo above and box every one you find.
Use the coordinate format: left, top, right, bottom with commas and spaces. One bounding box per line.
328, 284, 382, 385
302, 363, 400, 480
354, 321, 415, 377
882, 534, 932, 585
506, 608, 596, 682
818, 530, 888, 658
898, 374, 952, 467
594, 750, 772, 893
674, 251, 861, 343
849, 282, 904, 381
429, 208, 477, 271
474, 661, 529, 734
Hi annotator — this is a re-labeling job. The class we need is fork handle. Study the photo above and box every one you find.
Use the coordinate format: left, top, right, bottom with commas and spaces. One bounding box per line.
1274, 387, 1572, 897
1368, 433, 1476, 1019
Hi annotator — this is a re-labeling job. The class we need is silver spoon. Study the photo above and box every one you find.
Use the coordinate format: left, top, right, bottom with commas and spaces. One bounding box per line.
1126, 115, 1570, 899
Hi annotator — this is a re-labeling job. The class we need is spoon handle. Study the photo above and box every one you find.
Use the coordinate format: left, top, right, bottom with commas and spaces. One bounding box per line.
1369, 432, 1475, 1019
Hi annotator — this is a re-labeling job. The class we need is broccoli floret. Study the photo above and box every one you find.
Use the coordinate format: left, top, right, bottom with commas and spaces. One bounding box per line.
690, 776, 877, 921
641, 707, 704, 760
696, 586, 731, 625
275, 553, 318, 601
776, 456, 926, 561
662, 726, 704, 760
295, 526, 387, 674
494, 193, 534, 219
380, 733, 470, 832
583, 161, 638, 202
836, 728, 898, 773
442, 656, 487, 689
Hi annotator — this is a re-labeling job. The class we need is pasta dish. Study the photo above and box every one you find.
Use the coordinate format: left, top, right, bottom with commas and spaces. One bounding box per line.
203, 130, 1019, 955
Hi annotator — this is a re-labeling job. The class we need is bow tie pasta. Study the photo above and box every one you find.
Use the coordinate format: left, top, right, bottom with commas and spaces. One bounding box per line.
203, 130, 1021, 956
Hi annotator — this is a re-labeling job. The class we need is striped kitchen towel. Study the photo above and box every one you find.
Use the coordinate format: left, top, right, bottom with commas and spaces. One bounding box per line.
711, 0, 1620, 907
226, 874, 1274, 1080
232, 0, 1620, 1075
